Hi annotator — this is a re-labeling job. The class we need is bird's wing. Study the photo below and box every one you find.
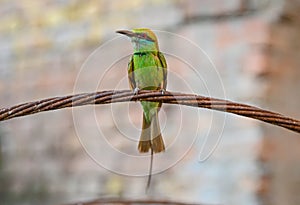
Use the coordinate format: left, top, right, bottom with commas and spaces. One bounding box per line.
157, 52, 167, 90
127, 55, 136, 90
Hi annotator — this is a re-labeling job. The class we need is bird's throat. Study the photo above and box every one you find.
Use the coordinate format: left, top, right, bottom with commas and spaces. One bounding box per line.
132, 40, 159, 53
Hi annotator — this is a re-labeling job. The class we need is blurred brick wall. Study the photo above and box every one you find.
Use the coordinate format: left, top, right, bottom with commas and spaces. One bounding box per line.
258, 1, 300, 204
0, 1, 294, 205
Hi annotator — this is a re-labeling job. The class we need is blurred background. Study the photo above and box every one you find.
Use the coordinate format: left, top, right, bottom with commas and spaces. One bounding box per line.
0, 0, 300, 205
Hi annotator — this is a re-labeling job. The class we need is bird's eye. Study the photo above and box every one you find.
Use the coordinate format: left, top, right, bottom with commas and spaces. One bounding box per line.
138, 33, 153, 42
140, 33, 147, 39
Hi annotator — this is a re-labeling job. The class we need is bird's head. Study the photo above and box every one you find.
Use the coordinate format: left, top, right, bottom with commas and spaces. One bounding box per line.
116, 28, 159, 52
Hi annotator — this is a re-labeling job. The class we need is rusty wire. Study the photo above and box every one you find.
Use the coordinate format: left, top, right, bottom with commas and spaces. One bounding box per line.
65, 198, 206, 205
0, 90, 300, 134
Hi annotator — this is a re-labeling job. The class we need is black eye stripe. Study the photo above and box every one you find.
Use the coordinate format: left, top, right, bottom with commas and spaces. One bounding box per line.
138, 33, 146, 38
137, 33, 154, 42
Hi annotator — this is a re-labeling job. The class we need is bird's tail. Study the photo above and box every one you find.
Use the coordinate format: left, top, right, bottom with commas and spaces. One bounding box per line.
151, 112, 165, 153
138, 113, 165, 153
138, 114, 151, 153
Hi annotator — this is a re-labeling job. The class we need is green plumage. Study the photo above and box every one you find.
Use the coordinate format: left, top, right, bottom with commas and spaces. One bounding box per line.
118, 28, 167, 153
128, 51, 167, 153
128, 51, 167, 122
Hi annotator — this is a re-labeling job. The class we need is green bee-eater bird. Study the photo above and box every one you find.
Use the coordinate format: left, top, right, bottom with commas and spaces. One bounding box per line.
116, 28, 167, 154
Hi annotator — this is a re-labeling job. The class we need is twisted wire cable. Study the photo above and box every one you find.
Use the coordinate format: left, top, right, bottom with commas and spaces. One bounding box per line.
65, 198, 204, 205
0, 90, 299, 134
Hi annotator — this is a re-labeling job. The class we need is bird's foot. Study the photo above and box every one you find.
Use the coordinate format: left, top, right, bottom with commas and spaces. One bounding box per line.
133, 87, 140, 95
159, 88, 166, 95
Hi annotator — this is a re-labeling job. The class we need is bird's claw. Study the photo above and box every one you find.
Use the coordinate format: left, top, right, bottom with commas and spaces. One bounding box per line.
133, 87, 140, 95
160, 89, 166, 95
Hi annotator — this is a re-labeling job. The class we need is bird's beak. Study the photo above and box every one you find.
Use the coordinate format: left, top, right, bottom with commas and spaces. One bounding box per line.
116, 30, 136, 38
116, 29, 155, 42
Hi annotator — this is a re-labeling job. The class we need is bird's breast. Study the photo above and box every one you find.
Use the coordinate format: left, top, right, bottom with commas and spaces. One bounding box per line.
131, 54, 164, 90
